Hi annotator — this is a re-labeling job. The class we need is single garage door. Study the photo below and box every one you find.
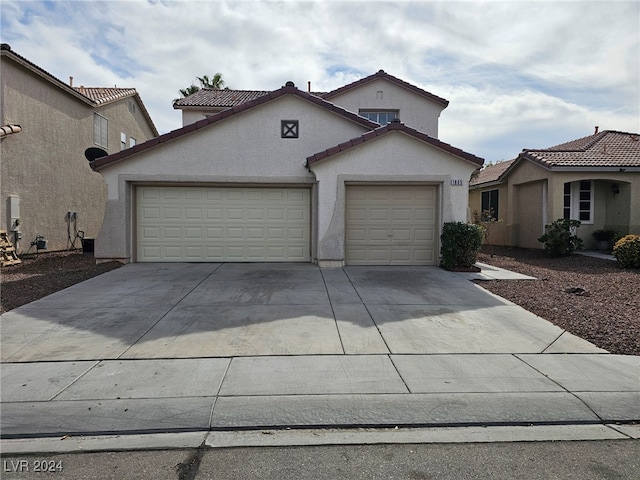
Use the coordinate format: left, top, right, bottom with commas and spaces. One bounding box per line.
136, 186, 310, 262
346, 185, 437, 265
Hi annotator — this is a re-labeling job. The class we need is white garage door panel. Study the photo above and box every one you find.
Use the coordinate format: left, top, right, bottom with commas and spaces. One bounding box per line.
137, 186, 310, 262
346, 185, 437, 266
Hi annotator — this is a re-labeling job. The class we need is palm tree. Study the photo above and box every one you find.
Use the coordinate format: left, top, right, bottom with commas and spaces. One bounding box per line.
197, 73, 226, 90
175, 73, 228, 103
178, 84, 200, 99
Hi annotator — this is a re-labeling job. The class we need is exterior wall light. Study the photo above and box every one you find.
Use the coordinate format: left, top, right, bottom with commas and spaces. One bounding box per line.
611, 183, 620, 197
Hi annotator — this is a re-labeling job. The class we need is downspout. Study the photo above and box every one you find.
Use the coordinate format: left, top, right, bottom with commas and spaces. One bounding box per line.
542, 180, 548, 234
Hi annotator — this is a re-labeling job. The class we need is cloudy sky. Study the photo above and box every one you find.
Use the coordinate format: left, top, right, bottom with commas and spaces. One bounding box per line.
1, 0, 638, 162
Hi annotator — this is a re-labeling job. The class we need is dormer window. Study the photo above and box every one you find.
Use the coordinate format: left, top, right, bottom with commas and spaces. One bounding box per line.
359, 110, 398, 125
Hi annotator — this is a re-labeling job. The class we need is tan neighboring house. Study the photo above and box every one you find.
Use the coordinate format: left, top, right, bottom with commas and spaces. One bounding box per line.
470, 129, 640, 250
0, 43, 158, 254
92, 71, 484, 266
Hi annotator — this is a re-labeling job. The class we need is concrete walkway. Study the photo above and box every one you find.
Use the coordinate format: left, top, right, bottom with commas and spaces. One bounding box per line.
1, 263, 638, 446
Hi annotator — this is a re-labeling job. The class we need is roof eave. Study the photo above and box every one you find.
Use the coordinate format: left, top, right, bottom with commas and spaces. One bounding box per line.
2, 46, 95, 106
548, 166, 640, 172
93, 84, 381, 171
307, 122, 483, 168
469, 179, 504, 190
322, 70, 449, 108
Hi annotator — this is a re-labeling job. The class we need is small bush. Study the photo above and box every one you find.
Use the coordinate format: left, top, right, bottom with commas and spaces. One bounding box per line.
440, 222, 484, 270
538, 218, 584, 257
592, 229, 617, 242
613, 234, 640, 268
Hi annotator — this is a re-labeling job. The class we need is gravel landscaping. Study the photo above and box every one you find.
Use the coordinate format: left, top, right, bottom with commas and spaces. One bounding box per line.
1, 248, 638, 356
476, 246, 639, 356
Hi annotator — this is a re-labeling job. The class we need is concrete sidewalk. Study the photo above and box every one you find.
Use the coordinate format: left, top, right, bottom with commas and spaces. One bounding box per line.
1, 263, 638, 446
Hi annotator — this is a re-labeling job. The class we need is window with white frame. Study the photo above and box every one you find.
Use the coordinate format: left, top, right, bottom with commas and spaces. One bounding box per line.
129, 137, 136, 148
359, 110, 398, 125
93, 113, 108, 148
563, 180, 593, 224
120, 132, 127, 150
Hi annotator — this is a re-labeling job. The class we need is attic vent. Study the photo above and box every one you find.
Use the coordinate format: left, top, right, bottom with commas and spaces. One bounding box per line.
281, 120, 299, 138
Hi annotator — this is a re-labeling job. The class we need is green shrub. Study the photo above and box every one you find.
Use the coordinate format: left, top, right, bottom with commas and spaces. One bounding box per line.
613, 234, 640, 268
538, 218, 584, 257
440, 222, 484, 270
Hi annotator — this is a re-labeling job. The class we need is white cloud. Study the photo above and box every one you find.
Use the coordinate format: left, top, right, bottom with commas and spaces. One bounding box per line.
1, 0, 638, 161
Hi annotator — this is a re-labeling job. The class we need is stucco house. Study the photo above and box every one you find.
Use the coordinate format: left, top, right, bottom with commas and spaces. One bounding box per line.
469, 129, 640, 250
0, 43, 158, 253
91, 70, 484, 266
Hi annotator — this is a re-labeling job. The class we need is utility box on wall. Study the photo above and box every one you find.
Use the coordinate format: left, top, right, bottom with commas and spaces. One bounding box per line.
8, 195, 20, 231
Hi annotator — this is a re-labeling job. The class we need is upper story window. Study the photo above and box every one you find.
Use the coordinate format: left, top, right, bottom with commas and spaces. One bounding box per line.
481, 189, 499, 220
563, 180, 593, 224
359, 110, 398, 125
120, 132, 127, 150
129, 137, 137, 148
93, 113, 108, 148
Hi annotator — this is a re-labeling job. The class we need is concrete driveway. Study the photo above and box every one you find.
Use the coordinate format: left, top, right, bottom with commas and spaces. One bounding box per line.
1, 263, 639, 440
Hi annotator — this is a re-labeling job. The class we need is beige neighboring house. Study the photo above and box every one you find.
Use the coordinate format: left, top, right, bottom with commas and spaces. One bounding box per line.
470, 129, 640, 250
0, 43, 158, 254
92, 71, 484, 266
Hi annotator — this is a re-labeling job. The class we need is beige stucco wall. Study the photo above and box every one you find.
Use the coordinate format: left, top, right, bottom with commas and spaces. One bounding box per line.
483, 158, 640, 249
0, 57, 105, 253
0, 54, 157, 254
468, 184, 510, 246
326, 78, 446, 138
96, 98, 157, 151
94, 95, 370, 262
181, 108, 224, 127
309, 132, 478, 265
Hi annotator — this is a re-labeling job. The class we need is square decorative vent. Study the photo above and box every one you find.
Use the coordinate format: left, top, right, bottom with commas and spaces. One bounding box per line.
281, 120, 299, 138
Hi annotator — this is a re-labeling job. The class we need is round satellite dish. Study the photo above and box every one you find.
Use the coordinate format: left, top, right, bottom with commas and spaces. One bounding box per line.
84, 147, 108, 162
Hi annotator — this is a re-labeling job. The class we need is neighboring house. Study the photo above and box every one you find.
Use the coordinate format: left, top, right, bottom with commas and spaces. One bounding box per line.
175, 89, 270, 126
0, 43, 158, 253
92, 71, 484, 266
470, 129, 640, 250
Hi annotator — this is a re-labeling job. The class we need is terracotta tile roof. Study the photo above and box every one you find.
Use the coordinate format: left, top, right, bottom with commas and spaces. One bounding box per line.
2, 44, 158, 136
521, 130, 640, 169
173, 89, 270, 108
320, 70, 449, 108
306, 119, 483, 168
0, 124, 22, 137
74, 86, 138, 105
469, 159, 515, 186
91, 82, 381, 171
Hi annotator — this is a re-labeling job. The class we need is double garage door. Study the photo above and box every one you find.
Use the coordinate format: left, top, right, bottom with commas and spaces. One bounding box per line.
346, 185, 438, 265
136, 186, 310, 262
